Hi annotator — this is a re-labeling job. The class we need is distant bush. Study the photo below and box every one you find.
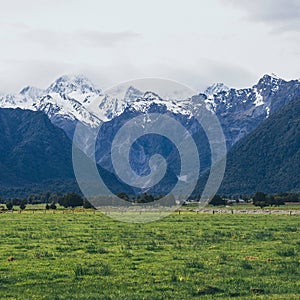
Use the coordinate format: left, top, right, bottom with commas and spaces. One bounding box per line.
252, 192, 285, 208
209, 195, 226, 206
49, 202, 57, 209
6, 202, 13, 210
58, 193, 83, 208
83, 199, 94, 209
19, 200, 27, 210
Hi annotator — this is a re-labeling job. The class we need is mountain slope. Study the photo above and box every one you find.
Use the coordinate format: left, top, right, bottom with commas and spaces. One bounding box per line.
219, 97, 300, 194
0, 108, 75, 186
0, 108, 135, 198
95, 103, 211, 196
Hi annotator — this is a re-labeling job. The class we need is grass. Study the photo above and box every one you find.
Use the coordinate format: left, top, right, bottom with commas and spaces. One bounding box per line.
0, 210, 299, 299
184, 202, 300, 211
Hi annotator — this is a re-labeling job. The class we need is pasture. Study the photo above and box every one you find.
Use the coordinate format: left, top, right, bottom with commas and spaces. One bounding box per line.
0, 210, 299, 299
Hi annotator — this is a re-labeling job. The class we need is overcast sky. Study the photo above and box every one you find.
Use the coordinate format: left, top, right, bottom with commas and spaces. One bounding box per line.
0, 0, 299, 93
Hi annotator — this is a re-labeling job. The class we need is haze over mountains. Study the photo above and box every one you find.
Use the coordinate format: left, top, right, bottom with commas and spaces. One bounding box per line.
0, 74, 299, 197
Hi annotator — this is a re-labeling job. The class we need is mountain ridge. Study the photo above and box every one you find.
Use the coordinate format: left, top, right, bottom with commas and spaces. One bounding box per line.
1, 73, 299, 150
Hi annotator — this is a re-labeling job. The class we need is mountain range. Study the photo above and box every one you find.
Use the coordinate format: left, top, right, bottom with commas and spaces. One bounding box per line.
0, 73, 299, 197
1, 73, 300, 149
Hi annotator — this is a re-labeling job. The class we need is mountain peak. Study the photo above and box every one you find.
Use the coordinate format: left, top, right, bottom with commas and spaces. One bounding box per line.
143, 91, 162, 100
269, 73, 280, 79
46, 74, 101, 94
204, 83, 229, 96
257, 74, 285, 86
124, 86, 143, 102
19, 86, 44, 98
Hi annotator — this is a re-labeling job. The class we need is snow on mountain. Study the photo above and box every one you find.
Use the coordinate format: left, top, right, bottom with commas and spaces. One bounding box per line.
202, 74, 300, 146
0, 73, 299, 149
0, 75, 102, 128
202, 74, 287, 115
94, 85, 194, 121
127, 91, 193, 116
253, 87, 264, 107
20, 86, 44, 100
204, 83, 229, 96
46, 74, 101, 96
96, 93, 131, 121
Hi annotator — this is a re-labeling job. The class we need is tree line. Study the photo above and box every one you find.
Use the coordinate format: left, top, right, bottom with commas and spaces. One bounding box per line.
1, 191, 299, 210
1, 192, 94, 211
208, 192, 300, 207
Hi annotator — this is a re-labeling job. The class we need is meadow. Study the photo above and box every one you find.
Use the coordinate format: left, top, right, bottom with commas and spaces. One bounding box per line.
0, 210, 299, 299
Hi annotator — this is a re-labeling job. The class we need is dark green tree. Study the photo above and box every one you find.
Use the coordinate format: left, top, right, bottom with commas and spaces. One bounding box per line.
209, 195, 226, 206
273, 196, 285, 206
267, 195, 276, 206
19, 200, 27, 210
253, 192, 268, 208
49, 202, 57, 209
6, 202, 13, 210
83, 199, 95, 209
136, 193, 154, 203
117, 192, 130, 202
59, 193, 83, 208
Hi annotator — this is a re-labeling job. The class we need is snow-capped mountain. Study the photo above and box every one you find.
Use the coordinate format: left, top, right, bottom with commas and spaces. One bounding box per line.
91, 73, 300, 196
46, 74, 101, 95
99, 73, 300, 148
204, 82, 229, 96
203, 74, 300, 146
0, 75, 103, 138
0, 73, 300, 150
0, 75, 102, 120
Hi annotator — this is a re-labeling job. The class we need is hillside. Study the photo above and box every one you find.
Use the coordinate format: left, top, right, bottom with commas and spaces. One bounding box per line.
0, 108, 134, 198
0, 108, 76, 186
219, 97, 300, 194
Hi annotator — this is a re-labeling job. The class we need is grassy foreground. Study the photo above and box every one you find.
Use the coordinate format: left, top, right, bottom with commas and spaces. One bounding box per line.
0, 211, 299, 299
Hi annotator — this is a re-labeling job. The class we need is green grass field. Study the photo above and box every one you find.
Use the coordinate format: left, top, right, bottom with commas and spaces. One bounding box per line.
0, 211, 299, 299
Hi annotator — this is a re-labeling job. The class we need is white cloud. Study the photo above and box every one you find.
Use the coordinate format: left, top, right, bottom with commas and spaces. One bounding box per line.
20, 29, 142, 49
0, 0, 299, 92
226, 0, 300, 33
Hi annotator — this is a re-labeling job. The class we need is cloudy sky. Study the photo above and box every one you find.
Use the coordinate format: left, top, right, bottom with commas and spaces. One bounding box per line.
0, 0, 299, 93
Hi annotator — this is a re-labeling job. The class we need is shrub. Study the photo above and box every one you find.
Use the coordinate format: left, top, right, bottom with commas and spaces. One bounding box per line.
83, 199, 94, 209
49, 202, 57, 209
19, 200, 27, 210
209, 195, 226, 206
6, 202, 13, 210
59, 193, 83, 208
